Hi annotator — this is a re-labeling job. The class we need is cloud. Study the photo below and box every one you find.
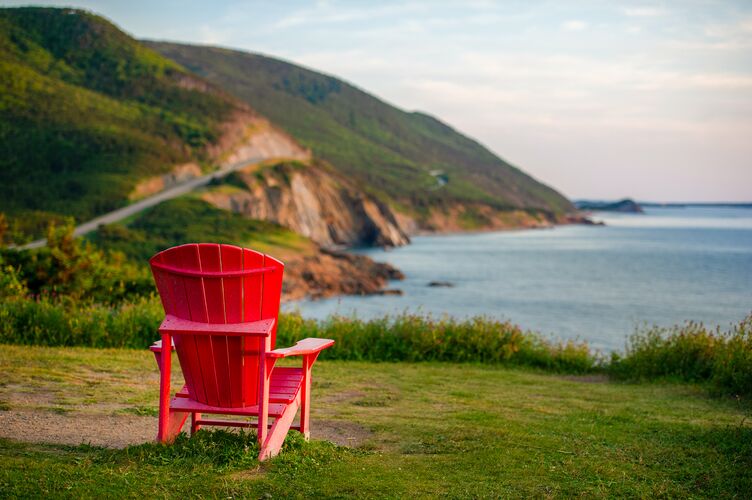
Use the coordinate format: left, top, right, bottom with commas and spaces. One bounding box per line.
621, 6, 666, 17
272, 2, 427, 29
561, 20, 587, 31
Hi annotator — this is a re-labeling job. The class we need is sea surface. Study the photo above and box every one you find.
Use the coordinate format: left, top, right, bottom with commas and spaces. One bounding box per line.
287, 207, 752, 351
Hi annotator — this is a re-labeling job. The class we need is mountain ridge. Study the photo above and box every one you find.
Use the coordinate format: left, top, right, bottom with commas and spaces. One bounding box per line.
145, 41, 575, 223
2, 7, 576, 252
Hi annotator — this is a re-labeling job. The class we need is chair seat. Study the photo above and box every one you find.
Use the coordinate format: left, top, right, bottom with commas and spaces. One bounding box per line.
170, 367, 304, 415
269, 367, 304, 404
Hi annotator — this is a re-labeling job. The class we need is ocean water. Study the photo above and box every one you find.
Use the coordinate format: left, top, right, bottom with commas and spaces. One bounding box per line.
287, 207, 752, 351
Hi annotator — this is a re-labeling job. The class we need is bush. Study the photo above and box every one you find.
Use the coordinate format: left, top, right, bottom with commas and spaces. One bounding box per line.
277, 313, 598, 373
711, 316, 752, 397
0, 293, 598, 373
0, 294, 162, 348
610, 314, 752, 398
1, 220, 154, 303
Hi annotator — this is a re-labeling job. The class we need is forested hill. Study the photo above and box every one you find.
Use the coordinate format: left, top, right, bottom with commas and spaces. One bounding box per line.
0, 7, 243, 225
0, 6, 574, 245
146, 42, 574, 216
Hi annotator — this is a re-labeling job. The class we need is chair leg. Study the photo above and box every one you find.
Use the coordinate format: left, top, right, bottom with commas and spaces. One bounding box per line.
259, 394, 300, 461
156, 333, 188, 443
299, 355, 312, 439
191, 412, 201, 435
299, 353, 319, 440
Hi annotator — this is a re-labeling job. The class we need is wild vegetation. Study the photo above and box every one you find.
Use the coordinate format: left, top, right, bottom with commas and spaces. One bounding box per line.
0, 7, 237, 238
88, 196, 313, 262
146, 42, 574, 218
2, 225, 750, 398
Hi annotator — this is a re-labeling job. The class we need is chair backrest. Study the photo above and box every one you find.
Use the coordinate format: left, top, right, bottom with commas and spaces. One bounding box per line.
149, 243, 284, 408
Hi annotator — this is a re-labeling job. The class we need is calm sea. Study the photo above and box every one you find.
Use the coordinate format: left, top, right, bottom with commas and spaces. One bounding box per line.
287, 207, 752, 351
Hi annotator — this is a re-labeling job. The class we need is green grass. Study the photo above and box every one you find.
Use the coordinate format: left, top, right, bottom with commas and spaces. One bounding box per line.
0, 344, 750, 497
147, 42, 574, 217
87, 196, 315, 263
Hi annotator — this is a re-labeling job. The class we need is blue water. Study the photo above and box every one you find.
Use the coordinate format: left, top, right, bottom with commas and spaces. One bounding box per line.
287, 207, 752, 351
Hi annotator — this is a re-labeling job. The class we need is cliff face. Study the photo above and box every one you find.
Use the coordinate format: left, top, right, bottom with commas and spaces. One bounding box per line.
202, 162, 410, 248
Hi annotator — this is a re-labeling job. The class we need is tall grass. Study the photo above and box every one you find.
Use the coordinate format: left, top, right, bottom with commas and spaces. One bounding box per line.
0, 295, 163, 348
1, 291, 749, 395
0, 295, 595, 372
610, 314, 752, 397
278, 313, 597, 373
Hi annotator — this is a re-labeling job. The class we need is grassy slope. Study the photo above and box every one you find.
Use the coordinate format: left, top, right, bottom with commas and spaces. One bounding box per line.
147, 42, 574, 216
88, 196, 315, 262
1, 344, 749, 497
0, 8, 236, 225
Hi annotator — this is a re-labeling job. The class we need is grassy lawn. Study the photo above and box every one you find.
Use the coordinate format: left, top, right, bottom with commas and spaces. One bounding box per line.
0, 344, 750, 498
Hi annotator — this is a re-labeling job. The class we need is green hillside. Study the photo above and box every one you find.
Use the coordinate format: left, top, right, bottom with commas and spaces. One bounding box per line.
0, 8, 237, 227
147, 42, 574, 215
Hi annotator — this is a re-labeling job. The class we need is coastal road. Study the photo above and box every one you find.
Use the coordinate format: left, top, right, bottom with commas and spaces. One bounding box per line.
16, 156, 264, 251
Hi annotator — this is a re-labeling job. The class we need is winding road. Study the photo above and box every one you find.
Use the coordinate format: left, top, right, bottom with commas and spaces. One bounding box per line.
15, 156, 264, 251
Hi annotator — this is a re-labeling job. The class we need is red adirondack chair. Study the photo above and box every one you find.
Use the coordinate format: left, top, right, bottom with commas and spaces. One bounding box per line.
147, 243, 334, 460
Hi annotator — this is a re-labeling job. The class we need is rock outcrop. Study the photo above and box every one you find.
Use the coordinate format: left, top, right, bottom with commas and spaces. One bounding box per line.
574, 199, 644, 213
203, 162, 410, 248
282, 249, 404, 301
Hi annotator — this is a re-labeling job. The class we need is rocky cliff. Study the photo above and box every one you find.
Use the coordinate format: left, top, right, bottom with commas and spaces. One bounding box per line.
202, 162, 410, 249
282, 249, 404, 301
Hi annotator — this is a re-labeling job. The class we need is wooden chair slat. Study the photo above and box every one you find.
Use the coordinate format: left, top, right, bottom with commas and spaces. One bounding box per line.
160, 246, 200, 401
241, 248, 265, 404
220, 245, 245, 407
198, 243, 233, 407
260, 255, 284, 348
176, 244, 212, 405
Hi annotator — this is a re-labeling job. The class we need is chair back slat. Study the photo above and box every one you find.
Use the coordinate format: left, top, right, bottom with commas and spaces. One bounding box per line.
149, 243, 284, 409
220, 245, 245, 406
198, 243, 232, 407
156, 248, 203, 402
261, 254, 284, 348
241, 248, 265, 404
176, 245, 213, 404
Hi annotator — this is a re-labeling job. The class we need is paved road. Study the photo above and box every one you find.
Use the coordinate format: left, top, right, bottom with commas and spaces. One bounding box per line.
15, 156, 264, 251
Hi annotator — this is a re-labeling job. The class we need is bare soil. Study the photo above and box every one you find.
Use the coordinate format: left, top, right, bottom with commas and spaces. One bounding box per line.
0, 408, 370, 449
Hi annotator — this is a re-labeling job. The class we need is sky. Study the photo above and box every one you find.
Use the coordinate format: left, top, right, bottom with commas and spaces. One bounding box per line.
7, 1, 752, 202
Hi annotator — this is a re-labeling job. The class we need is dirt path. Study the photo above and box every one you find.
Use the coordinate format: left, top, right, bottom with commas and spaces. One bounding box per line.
0, 409, 369, 449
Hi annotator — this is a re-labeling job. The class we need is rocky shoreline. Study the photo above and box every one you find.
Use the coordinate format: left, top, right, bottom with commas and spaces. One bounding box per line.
281, 248, 404, 302
280, 212, 598, 303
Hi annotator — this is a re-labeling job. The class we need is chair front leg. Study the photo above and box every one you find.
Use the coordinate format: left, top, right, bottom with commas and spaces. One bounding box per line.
257, 340, 275, 446
156, 332, 188, 443
299, 352, 320, 439
157, 332, 172, 443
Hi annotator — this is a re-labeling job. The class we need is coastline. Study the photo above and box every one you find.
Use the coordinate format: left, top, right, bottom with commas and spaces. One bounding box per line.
283, 213, 598, 302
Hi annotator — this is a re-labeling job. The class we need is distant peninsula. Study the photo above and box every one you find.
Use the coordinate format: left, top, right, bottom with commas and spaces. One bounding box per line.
574, 199, 644, 213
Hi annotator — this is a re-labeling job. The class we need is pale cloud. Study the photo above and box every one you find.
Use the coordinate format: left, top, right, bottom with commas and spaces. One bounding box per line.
562, 20, 587, 31
621, 6, 666, 17
272, 1, 427, 29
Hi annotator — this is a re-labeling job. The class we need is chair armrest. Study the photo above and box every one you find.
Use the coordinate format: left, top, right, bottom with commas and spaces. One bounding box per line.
158, 315, 275, 337
267, 338, 335, 358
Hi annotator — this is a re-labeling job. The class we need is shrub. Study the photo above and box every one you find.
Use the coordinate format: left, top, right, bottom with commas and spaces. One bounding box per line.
0, 294, 162, 348
277, 313, 598, 373
610, 314, 752, 398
